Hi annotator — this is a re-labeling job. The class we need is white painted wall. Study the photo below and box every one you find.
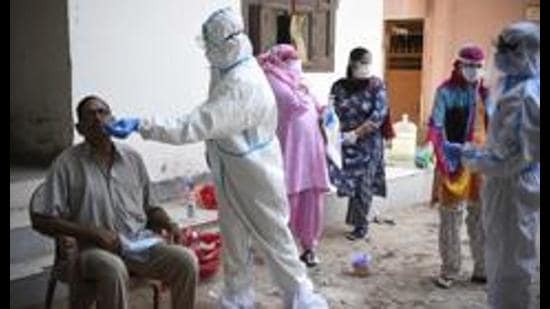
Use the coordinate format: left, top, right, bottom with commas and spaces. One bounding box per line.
305, 0, 384, 106
68, 0, 383, 182
69, 0, 240, 181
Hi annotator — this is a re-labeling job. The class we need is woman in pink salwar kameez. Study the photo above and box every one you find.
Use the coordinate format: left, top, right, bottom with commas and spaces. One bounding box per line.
259, 44, 330, 267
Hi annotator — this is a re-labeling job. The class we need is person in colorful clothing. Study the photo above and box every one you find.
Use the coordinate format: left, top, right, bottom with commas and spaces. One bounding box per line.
427, 44, 489, 288
328, 47, 388, 241
461, 22, 539, 309
258, 44, 330, 267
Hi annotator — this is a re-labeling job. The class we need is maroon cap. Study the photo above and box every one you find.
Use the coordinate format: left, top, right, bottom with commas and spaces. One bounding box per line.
457, 44, 485, 64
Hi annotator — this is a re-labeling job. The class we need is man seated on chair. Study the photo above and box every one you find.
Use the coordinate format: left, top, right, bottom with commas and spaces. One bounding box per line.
31, 95, 198, 309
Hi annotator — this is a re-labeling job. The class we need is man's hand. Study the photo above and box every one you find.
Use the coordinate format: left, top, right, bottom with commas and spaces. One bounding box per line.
88, 229, 120, 252
167, 222, 181, 244
146, 207, 181, 244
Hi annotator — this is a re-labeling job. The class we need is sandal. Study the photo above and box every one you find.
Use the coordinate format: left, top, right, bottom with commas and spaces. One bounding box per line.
346, 227, 367, 241
300, 250, 320, 268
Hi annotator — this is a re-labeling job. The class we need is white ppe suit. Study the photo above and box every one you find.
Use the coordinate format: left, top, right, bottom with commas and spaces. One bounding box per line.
462, 22, 540, 309
138, 8, 328, 309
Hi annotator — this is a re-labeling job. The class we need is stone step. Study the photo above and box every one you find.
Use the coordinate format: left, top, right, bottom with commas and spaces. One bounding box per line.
324, 166, 433, 228
10, 227, 55, 270
10, 207, 31, 230
10, 253, 54, 281
10, 265, 69, 309
10, 167, 46, 211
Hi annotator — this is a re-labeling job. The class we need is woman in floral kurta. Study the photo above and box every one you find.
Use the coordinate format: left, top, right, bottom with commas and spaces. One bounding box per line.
328, 47, 388, 240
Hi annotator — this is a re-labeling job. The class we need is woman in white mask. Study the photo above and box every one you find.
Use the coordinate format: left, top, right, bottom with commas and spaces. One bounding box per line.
327, 47, 389, 241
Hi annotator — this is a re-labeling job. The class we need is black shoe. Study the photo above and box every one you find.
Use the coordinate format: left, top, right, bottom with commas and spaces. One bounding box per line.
346, 227, 367, 241
300, 250, 319, 268
470, 275, 487, 284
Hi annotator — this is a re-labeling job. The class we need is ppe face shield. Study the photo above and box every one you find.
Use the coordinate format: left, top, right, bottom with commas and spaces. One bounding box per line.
200, 7, 252, 71
491, 22, 540, 77
484, 51, 507, 117
203, 32, 245, 70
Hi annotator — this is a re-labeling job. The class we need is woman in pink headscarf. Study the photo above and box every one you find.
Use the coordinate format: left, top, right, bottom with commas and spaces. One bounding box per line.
258, 44, 330, 267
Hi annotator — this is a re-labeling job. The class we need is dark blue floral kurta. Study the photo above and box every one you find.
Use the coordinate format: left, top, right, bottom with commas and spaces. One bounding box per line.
328, 77, 388, 228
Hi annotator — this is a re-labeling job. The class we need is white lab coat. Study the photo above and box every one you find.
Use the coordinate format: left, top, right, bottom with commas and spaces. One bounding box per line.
462, 76, 539, 309
139, 58, 327, 308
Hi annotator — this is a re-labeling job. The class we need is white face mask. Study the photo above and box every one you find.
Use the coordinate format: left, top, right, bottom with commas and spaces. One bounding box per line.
461, 67, 482, 82
353, 64, 370, 79
287, 59, 302, 75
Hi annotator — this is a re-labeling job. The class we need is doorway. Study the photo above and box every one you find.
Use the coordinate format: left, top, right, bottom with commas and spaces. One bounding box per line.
384, 19, 424, 127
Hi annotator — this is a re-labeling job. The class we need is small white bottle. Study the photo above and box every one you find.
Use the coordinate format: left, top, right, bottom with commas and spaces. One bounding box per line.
187, 201, 195, 219
181, 177, 195, 218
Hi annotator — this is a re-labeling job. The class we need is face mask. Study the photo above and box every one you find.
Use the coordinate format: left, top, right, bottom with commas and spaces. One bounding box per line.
353, 64, 370, 79
287, 59, 302, 75
494, 51, 531, 76
461, 67, 481, 82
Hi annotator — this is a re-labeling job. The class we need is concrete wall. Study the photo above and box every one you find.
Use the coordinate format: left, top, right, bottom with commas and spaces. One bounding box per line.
68, 0, 240, 181
423, 0, 528, 120
10, 0, 73, 165
385, 0, 538, 139
384, 0, 427, 20
67, 0, 382, 181
306, 0, 384, 105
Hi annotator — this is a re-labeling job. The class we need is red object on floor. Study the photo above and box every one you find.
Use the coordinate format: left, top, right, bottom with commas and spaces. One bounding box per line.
194, 184, 218, 210
180, 228, 222, 280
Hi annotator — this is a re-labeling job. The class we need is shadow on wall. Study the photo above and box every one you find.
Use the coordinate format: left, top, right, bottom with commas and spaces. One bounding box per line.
10, 0, 73, 166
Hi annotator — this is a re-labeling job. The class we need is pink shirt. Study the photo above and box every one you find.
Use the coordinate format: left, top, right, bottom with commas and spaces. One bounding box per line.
266, 74, 330, 194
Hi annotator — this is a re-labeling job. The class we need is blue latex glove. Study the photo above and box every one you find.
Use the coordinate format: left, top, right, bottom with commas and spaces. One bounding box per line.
104, 118, 141, 139
443, 141, 463, 173
462, 143, 481, 160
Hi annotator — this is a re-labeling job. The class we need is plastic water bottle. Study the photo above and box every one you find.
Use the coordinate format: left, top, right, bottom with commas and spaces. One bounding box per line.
181, 177, 196, 218
390, 114, 418, 162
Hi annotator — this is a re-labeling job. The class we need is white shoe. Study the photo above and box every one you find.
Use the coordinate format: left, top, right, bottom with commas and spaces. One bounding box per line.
286, 286, 329, 309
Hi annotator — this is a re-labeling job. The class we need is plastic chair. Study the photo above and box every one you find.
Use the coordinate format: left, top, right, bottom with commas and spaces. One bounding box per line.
29, 182, 162, 309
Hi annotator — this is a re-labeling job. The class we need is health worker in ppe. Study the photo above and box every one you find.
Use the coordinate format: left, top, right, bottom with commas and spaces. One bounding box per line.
456, 21, 540, 309
105, 7, 328, 309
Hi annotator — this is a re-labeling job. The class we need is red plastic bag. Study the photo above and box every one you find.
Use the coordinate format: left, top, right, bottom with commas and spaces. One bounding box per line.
180, 228, 222, 280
